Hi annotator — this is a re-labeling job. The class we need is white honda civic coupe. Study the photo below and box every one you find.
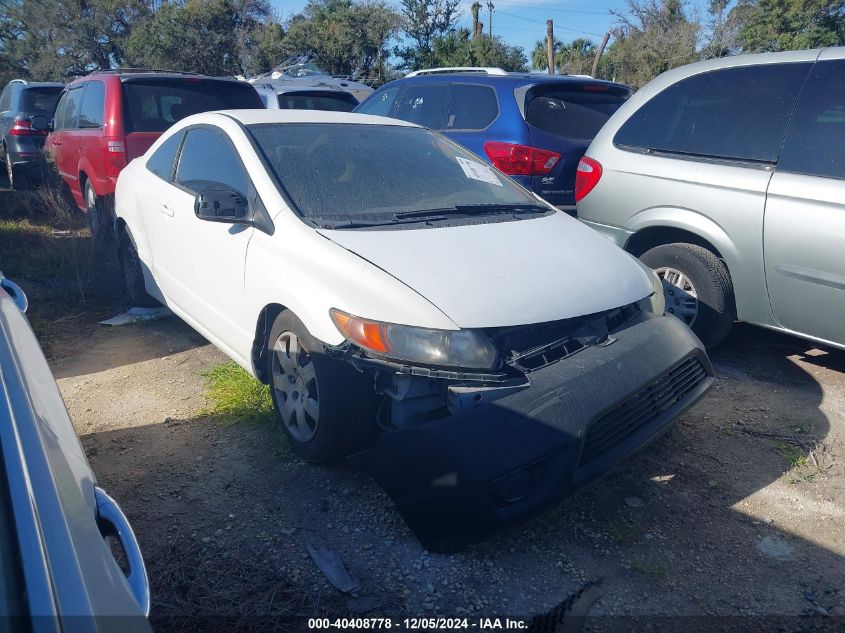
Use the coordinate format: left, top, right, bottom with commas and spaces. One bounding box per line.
114, 109, 713, 549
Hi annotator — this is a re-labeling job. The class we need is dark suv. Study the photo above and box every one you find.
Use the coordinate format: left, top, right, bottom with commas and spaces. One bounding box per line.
355, 68, 631, 213
47, 69, 262, 233
0, 80, 64, 189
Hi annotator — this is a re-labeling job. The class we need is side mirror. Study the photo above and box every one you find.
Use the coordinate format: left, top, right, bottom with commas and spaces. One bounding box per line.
30, 115, 51, 132
194, 188, 249, 223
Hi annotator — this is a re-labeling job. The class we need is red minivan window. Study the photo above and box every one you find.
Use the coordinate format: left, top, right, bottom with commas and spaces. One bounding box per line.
121, 79, 261, 133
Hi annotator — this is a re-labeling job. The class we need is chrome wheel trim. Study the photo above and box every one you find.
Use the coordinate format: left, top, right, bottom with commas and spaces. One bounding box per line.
271, 331, 320, 443
655, 266, 699, 326
5, 153, 13, 188
86, 184, 100, 233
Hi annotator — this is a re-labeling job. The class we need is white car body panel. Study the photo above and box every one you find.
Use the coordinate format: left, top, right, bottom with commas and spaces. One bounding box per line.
319, 212, 652, 329
115, 110, 653, 378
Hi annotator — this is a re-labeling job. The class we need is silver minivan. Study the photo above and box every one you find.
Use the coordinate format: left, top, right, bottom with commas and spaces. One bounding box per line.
576, 48, 845, 348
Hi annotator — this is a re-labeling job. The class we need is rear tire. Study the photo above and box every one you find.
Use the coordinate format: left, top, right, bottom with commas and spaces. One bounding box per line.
640, 242, 735, 348
266, 311, 378, 464
85, 180, 109, 239
119, 229, 159, 308
5, 150, 17, 190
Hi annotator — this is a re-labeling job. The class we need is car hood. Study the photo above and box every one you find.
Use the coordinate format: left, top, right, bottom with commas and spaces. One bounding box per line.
318, 212, 653, 329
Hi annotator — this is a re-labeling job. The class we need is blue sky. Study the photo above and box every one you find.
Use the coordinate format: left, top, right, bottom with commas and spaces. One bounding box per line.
270, 0, 716, 66
270, 1, 659, 60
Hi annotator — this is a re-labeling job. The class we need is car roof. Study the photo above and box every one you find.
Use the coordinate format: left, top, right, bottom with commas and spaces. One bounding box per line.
205, 109, 419, 127
383, 71, 629, 91
68, 70, 246, 86
19, 82, 65, 89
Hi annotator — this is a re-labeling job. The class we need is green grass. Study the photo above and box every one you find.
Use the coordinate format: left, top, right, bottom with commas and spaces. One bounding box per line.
202, 361, 274, 425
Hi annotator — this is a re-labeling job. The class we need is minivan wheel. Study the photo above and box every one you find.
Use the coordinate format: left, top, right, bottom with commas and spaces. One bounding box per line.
267, 311, 378, 464
85, 181, 107, 238
640, 243, 735, 348
119, 230, 159, 308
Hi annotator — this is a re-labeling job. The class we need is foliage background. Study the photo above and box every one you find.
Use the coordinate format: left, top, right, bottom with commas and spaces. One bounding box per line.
0, 0, 843, 88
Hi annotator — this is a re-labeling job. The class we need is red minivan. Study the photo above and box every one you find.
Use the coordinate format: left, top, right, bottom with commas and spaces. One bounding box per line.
47, 70, 262, 234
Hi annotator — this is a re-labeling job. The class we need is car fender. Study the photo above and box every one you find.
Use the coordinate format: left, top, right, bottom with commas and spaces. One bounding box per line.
624, 206, 739, 264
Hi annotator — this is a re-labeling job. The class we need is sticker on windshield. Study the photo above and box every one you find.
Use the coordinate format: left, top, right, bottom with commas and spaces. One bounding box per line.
455, 156, 503, 186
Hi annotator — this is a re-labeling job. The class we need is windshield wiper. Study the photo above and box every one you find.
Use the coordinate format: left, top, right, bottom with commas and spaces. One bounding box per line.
393, 203, 549, 221
318, 218, 397, 229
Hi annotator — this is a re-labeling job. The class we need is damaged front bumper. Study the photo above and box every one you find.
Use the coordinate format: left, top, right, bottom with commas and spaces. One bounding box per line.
348, 313, 714, 551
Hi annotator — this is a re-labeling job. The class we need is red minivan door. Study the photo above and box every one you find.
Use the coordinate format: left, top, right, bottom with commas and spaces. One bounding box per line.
48, 84, 85, 206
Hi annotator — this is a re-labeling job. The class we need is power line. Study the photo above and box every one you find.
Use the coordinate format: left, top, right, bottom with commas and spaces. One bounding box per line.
495, 10, 603, 37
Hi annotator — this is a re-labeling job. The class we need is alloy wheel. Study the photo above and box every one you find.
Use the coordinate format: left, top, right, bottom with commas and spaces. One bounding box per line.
655, 266, 699, 326
271, 331, 320, 443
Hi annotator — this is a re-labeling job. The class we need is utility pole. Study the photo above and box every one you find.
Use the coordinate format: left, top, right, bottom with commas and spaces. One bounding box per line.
487, 1, 494, 37
546, 20, 555, 75
591, 31, 611, 78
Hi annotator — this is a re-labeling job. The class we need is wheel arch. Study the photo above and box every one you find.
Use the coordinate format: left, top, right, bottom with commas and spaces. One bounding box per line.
251, 303, 287, 384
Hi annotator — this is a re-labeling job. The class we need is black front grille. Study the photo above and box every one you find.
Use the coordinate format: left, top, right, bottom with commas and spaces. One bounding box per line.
579, 356, 707, 466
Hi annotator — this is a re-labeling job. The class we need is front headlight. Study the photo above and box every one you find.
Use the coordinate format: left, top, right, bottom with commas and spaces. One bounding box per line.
634, 259, 666, 315
330, 309, 499, 370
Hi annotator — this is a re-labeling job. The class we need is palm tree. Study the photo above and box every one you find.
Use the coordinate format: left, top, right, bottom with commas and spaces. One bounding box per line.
531, 37, 562, 71
555, 38, 597, 75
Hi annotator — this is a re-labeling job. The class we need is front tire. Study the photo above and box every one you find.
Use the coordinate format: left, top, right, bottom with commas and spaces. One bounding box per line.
640, 243, 735, 348
267, 311, 378, 464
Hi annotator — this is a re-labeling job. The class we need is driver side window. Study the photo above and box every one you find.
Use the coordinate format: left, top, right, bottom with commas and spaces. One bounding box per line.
175, 127, 251, 196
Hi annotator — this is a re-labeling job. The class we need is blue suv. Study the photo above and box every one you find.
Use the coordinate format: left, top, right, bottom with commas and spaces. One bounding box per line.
355, 68, 632, 213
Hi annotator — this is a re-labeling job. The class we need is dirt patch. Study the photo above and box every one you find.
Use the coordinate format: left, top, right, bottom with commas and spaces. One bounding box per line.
46, 311, 845, 630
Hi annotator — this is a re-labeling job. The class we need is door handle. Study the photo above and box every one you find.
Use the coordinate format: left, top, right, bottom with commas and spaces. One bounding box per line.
95, 487, 150, 616
159, 203, 174, 217
52, 139, 62, 146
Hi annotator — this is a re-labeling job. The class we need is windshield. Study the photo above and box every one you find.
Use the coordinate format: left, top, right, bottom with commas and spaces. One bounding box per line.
248, 123, 541, 224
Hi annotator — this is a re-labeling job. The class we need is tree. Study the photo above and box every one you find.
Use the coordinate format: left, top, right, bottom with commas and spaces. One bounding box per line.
284, 0, 401, 81
555, 38, 596, 75
1, 0, 149, 81
431, 28, 527, 71
395, 0, 461, 70
531, 36, 562, 71
605, 0, 699, 88
733, 0, 844, 52
702, 0, 742, 59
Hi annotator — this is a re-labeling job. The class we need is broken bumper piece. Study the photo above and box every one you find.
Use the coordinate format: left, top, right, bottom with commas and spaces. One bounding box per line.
349, 314, 714, 551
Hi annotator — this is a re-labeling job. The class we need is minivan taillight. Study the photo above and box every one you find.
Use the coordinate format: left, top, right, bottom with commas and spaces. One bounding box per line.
9, 119, 46, 136
483, 142, 560, 176
106, 139, 127, 178
575, 156, 602, 202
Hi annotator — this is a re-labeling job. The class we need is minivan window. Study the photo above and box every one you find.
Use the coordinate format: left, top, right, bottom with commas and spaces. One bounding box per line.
778, 61, 845, 180
146, 131, 184, 182
526, 85, 629, 139
176, 127, 251, 196
20, 87, 62, 114
392, 84, 448, 129
78, 81, 105, 128
249, 123, 538, 223
355, 85, 401, 117
614, 63, 811, 163
122, 80, 260, 133
445, 85, 498, 130
53, 87, 84, 130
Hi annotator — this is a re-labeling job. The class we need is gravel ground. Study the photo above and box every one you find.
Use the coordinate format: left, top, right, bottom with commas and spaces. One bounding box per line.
39, 307, 844, 632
